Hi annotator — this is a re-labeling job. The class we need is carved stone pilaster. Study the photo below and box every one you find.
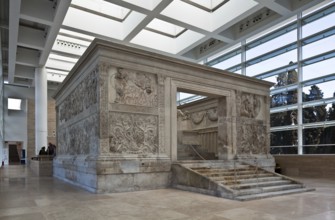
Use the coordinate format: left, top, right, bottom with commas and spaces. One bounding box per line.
98, 62, 111, 140
158, 76, 166, 154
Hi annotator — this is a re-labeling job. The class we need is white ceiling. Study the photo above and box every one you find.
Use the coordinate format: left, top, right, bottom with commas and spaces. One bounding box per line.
1, 0, 330, 90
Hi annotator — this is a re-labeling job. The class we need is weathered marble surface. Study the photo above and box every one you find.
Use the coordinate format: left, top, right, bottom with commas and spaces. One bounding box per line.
53, 39, 274, 193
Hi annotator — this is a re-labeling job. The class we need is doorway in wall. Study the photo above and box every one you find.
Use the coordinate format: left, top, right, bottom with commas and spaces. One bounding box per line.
176, 87, 228, 161
8, 144, 20, 165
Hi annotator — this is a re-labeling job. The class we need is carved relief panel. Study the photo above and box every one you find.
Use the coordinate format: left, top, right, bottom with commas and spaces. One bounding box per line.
109, 68, 158, 107
58, 68, 98, 124
236, 120, 267, 155
235, 91, 269, 155
239, 92, 262, 118
57, 114, 99, 155
177, 106, 218, 130
109, 112, 158, 154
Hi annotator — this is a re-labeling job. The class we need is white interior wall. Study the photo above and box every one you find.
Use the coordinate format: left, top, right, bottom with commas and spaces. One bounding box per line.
3, 85, 34, 164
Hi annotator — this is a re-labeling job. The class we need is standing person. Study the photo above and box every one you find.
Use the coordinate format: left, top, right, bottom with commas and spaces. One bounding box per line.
47, 143, 55, 156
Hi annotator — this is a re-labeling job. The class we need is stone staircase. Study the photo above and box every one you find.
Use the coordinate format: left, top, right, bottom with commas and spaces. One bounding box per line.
172, 162, 314, 201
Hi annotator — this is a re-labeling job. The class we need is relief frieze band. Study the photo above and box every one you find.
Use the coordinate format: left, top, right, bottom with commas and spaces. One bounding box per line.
58, 67, 98, 123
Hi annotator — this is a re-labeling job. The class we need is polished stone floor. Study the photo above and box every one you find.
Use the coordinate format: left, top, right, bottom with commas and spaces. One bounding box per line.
0, 165, 335, 220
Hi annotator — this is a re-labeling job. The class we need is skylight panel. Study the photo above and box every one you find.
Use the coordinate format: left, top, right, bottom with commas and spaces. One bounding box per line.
59, 29, 95, 41
48, 54, 79, 63
146, 19, 186, 38
181, 0, 230, 12
71, 0, 131, 21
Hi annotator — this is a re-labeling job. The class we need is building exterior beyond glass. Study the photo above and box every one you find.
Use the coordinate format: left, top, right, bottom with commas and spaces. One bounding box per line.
204, 2, 335, 155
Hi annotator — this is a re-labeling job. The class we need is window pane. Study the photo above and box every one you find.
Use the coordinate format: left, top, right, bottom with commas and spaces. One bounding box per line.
303, 35, 335, 59
211, 54, 241, 70
303, 106, 329, 123
303, 57, 335, 81
272, 68, 298, 89
271, 89, 298, 107
303, 81, 335, 100
302, 126, 335, 154
303, 145, 335, 154
271, 130, 298, 146
303, 12, 335, 38
246, 50, 297, 76
303, 127, 324, 145
262, 75, 277, 84
271, 130, 298, 151
234, 69, 242, 74
207, 43, 241, 61
246, 30, 297, 60
270, 146, 298, 154
271, 110, 297, 127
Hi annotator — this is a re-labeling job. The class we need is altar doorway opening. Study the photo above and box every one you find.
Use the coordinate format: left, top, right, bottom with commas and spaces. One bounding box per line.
174, 84, 230, 161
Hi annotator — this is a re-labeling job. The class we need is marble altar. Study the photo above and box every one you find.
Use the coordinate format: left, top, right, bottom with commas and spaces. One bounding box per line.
53, 39, 274, 193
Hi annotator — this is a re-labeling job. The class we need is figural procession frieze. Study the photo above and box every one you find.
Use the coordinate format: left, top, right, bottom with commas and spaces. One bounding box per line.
58, 115, 99, 155
59, 68, 98, 123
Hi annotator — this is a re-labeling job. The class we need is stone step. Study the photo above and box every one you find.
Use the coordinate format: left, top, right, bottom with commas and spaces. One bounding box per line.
209, 173, 274, 181
191, 166, 251, 173
200, 170, 268, 177
235, 188, 314, 201
236, 184, 303, 196
220, 176, 283, 185
174, 162, 313, 201
230, 180, 292, 190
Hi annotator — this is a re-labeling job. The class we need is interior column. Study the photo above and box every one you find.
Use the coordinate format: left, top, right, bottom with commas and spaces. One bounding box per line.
35, 66, 48, 155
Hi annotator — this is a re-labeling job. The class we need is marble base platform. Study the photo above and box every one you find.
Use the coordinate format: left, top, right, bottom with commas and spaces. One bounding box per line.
53, 156, 171, 193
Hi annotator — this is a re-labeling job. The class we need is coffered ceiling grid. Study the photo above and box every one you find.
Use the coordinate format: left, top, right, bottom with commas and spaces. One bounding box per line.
2, 0, 329, 89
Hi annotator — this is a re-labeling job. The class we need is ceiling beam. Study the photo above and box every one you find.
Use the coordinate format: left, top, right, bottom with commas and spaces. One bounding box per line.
123, 0, 173, 42
254, 0, 292, 15
8, 0, 21, 83
15, 64, 35, 79
20, 0, 55, 26
17, 25, 46, 51
16, 47, 39, 67
39, 0, 71, 66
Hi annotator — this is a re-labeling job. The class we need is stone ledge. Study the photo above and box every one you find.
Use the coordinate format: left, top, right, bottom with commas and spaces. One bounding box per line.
29, 158, 53, 176
274, 155, 335, 178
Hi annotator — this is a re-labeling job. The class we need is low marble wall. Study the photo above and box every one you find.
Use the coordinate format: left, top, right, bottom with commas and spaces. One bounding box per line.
30, 158, 53, 176
274, 155, 335, 179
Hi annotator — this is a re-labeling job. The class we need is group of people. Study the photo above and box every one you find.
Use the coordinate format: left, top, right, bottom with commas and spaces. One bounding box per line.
39, 143, 56, 156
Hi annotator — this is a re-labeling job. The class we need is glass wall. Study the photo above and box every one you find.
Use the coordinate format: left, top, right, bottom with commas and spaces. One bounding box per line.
206, 1, 335, 154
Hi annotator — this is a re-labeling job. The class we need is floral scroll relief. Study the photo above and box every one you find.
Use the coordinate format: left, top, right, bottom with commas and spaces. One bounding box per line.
109, 112, 158, 154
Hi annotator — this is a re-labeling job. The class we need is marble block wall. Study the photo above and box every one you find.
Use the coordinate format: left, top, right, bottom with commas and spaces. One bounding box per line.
53, 39, 274, 193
